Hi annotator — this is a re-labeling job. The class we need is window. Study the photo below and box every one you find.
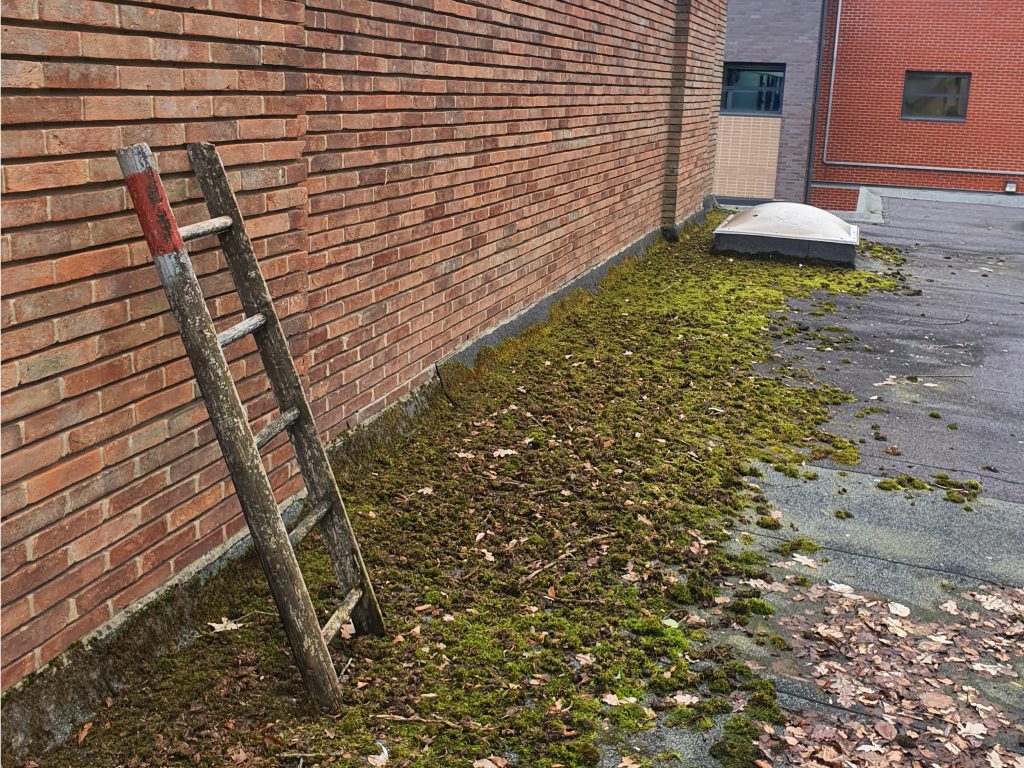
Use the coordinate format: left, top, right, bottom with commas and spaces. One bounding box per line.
902, 71, 970, 121
721, 64, 785, 115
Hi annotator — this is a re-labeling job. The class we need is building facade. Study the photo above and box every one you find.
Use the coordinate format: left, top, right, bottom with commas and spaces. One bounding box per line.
715, 0, 1024, 209
714, 0, 824, 202
0, 0, 727, 696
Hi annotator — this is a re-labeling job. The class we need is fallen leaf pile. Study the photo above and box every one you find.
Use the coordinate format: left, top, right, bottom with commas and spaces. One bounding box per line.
762, 584, 1024, 766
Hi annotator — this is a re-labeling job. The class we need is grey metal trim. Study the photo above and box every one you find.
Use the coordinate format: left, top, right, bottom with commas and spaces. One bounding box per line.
820, 0, 1024, 177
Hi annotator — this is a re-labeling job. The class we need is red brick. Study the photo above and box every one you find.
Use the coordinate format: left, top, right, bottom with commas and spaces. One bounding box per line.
42, 62, 118, 90
45, 126, 122, 156
119, 5, 183, 35
31, 502, 105, 559
81, 31, 152, 60
1, 195, 49, 228
1, 25, 79, 56
81, 95, 153, 122
2, 601, 72, 662
2, 159, 88, 193
0, 320, 54, 360
1, 60, 42, 89
118, 66, 185, 92
0, 379, 61, 421
0, 96, 81, 125
25, 448, 102, 505
0, 129, 45, 159
1, 434, 63, 484
154, 96, 213, 120
38, 0, 118, 26
2, 547, 70, 604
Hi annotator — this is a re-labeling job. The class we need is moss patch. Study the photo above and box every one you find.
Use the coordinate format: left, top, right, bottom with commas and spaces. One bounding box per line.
44, 215, 894, 767
877, 473, 931, 492
859, 240, 906, 266
932, 473, 982, 504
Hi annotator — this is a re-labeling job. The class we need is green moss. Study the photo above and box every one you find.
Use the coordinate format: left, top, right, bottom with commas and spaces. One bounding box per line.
932, 472, 982, 503
929, 411, 941, 419
44, 213, 894, 767
668, 571, 719, 606
774, 537, 820, 556
754, 630, 790, 651
710, 715, 765, 767
834, 509, 853, 520
755, 515, 782, 530
727, 598, 775, 626
859, 240, 906, 266
877, 473, 931, 492
854, 405, 888, 418
827, 437, 860, 465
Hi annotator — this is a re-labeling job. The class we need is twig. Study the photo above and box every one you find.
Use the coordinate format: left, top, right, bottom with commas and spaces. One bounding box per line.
374, 713, 497, 731
279, 751, 348, 759
523, 550, 575, 582
540, 593, 607, 606
338, 657, 353, 678
521, 532, 616, 582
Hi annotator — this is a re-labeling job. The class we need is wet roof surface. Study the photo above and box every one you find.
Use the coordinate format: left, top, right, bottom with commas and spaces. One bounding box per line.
623, 194, 1024, 766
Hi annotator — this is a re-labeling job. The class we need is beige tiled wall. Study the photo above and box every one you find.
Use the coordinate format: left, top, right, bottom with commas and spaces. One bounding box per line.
714, 115, 781, 199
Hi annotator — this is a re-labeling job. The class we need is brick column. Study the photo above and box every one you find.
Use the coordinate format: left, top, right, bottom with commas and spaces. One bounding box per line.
662, 0, 728, 236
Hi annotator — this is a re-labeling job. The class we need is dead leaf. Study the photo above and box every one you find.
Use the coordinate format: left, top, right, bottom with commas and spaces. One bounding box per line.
208, 617, 243, 633
669, 691, 699, 707
887, 601, 910, 617
77, 721, 93, 745
472, 758, 509, 768
367, 744, 389, 766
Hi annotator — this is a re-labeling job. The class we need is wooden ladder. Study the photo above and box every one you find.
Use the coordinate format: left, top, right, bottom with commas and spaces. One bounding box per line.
116, 141, 384, 712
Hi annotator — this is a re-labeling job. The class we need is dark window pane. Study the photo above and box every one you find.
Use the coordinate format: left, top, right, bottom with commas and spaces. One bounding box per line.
721, 64, 785, 115
902, 71, 969, 120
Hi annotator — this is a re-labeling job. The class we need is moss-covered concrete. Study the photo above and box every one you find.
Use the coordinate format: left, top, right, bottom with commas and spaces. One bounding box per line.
38, 214, 894, 767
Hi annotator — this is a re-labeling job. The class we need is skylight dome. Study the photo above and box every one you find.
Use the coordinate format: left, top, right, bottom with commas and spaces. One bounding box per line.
713, 202, 859, 265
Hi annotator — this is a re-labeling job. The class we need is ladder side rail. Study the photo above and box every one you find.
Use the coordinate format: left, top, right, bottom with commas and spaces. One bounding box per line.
185, 142, 385, 636
116, 143, 345, 712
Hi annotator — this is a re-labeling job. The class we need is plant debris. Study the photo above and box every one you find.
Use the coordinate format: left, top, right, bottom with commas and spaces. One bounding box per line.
763, 583, 1024, 767
42, 214, 896, 767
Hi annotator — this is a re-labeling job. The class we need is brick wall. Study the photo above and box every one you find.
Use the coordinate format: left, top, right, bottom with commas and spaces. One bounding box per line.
810, 0, 1024, 207
0, 0, 725, 692
671, 0, 726, 219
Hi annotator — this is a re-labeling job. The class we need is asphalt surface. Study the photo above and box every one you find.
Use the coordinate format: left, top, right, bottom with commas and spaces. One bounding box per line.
745, 195, 1024, 737
610, 194, 1024, 766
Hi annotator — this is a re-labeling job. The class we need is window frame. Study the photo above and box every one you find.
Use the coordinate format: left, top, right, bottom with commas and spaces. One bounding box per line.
720, 63, 786, 117
900, 70, 971, 123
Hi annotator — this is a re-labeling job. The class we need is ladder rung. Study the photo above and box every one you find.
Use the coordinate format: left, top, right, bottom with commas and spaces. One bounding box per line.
253, 407, 299, 450
217, 313, 266, 348
179, 215, 233, 242
288, 498, 331, 547
321, 588, 363, 644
